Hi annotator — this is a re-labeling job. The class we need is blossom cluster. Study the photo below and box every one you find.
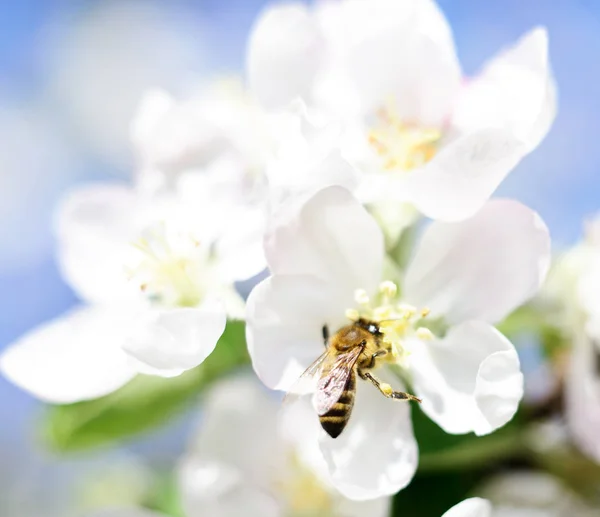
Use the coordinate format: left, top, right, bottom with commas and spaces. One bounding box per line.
8, 0, 600, 515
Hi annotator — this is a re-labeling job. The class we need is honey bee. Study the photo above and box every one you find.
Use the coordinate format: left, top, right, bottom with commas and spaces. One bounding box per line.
286, 318, 421, 439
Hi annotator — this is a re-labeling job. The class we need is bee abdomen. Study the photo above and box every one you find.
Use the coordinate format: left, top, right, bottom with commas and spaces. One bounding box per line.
319, 373, 356, 439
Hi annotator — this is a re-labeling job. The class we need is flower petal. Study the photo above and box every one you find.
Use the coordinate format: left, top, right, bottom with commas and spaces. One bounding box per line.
336, 497, 392, 517
335, 0, 461, 125
319, 370, 418, 500
403, 128, 527, 222
0, 306, 137, 403
565, 330, 600, 463
122, 302, 226, 377
410, 321, 523, 436
404, 199, 550, 324
453, 27, 556, 153
266, 186, 383, 296
246, 275, 350, 391
247, 2, 324, 109
215, 204, 267, 283
267, 103, 360, 214
54, 183, 146, 304
177, 459, 281, 517
441, 498, 492, 517
186, 374, 283, 478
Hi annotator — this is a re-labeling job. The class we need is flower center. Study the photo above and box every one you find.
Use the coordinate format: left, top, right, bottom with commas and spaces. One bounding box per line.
278, 453, 336, 517
368, 107, 441, 172
126, 222, 211, 307
345, 281, 435, 365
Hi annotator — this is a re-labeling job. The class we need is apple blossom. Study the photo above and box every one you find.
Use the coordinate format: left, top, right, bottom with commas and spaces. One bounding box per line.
442, 499, 492, 517
84, 375, 391, 517
542, 216, 600, 464
477, 471, 597, 517
247, 0, 556, 222
0, 183, 247, 403
246, 186, 550, 499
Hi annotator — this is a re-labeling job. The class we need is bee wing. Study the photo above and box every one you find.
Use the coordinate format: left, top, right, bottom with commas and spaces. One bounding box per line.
282, 349, 332, 407
314, 346, 363, 416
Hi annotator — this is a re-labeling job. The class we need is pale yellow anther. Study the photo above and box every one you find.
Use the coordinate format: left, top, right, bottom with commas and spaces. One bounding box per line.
416, 327, 434, 340
420, 307, 431, 318
345, 308, 360, 321
373, 306, 392, 321
354, 289, 370, 305
379, 280, 398, 299
380, 383, 393, 396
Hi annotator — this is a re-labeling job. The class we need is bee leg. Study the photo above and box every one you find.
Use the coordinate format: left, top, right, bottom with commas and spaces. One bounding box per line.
322, 325, 330, 347
359, 371, 421, 403
366, 349, 387, 368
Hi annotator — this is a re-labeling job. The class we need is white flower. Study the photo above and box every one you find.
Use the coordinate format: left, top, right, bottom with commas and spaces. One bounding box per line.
246, 186, 550, 499
131, 79, 271, 195
84, 375, 391, 517
0, 183, 245, 403
566, 325, 600, 464
477, 471, 597, 517
541, 215, 600, 463
130, 79, 282, 279
442, 498, 492, 517
177, 374, 390, 517
247, 0, 556, 221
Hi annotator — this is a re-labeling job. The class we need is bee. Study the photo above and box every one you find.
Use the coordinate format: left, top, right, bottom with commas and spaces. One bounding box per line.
286, 318, 421, 439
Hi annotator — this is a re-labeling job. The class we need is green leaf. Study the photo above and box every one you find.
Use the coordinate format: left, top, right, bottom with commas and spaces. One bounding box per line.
42, 320, 249, 452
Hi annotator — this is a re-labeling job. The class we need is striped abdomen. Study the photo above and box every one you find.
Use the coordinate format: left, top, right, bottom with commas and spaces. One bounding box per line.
319, 370, 356, 439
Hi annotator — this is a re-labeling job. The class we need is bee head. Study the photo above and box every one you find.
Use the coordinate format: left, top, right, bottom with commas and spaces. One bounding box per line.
356, 318, 382, 336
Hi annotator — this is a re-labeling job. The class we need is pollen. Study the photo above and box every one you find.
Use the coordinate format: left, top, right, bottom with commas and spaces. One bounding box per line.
367, 105, 442, 173
380, 383, 393, 396
345, 279, 437, 368
126, 222, 210, 308
416, 327, 434, 340
379, 280, 398, 299
345, 308, 360, 321
354, 289, 370, 306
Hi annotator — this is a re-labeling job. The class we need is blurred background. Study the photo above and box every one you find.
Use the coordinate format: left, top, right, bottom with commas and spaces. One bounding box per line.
1, 0, 600, 515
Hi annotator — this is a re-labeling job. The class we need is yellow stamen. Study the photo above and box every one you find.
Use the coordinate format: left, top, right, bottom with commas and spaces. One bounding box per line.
416, 327, 434, 340
354, 289, 370, 306
345, 308, 360, 321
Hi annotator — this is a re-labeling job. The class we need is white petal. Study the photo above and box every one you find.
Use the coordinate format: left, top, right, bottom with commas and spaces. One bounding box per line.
267, 104, 360, 214
130, 88, 175, 153
327, 0, 461, 124
187, 374, 283, 478
404, 199, 551, 324
0, 306, 137, 403
441, 498, 493, 517
565, 331, 600, 463
122, 302, 226, 377
319, 371, 418, 500
247, 2, 324, 109
54, 183, 145, 304
215, 204, 267, 283
177, 459, 281, 517
411, 321, 523, 436
335, 496, 392, 517
403, 128, 527, 222
453, 27, 556, 153
266, 186, 383, 296
246, 275, 350, 391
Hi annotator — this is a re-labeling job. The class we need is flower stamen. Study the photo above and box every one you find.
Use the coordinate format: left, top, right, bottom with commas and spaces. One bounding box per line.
368, 106, 442, 173
345, 281, 437, 366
